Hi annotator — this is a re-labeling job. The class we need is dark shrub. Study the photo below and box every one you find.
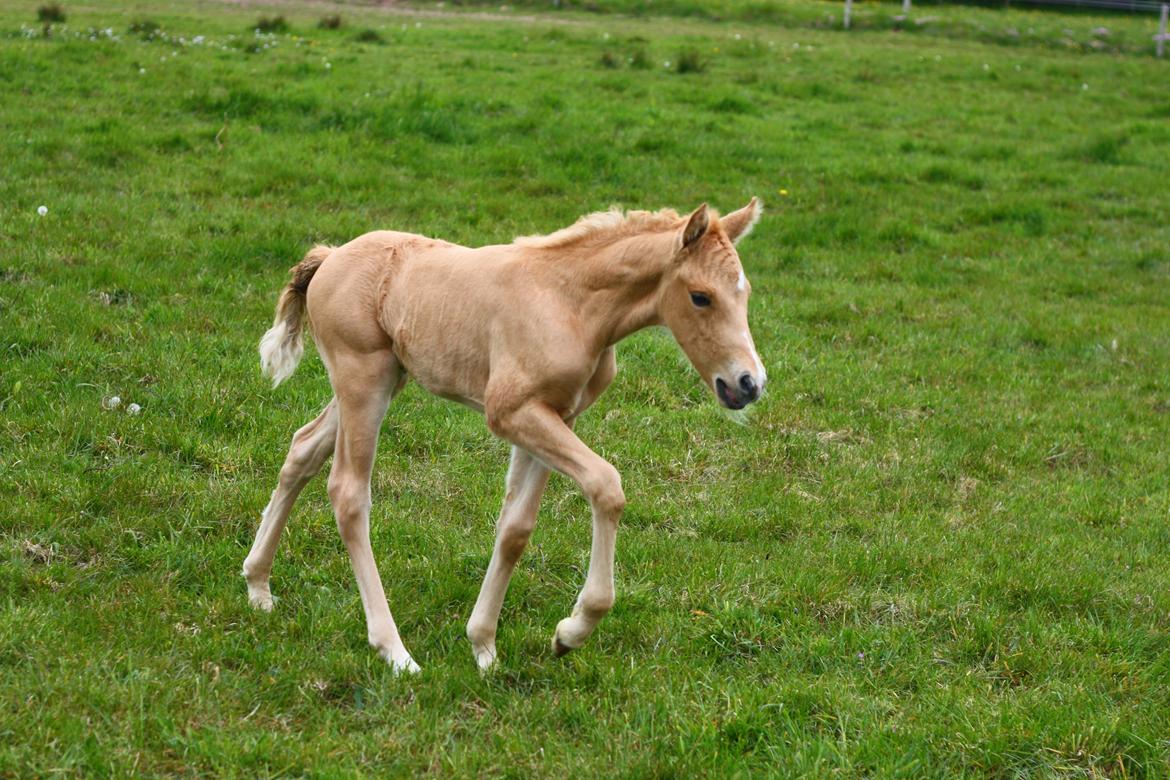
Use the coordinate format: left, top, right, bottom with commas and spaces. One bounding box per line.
353, 28, 385, 44
675, 48, 706, 74
128, 19, 160, 36
37, 3, 66, 23
254, 15, 288, 33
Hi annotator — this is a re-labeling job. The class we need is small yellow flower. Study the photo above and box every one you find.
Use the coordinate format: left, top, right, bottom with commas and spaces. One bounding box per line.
779, 188, 789, 197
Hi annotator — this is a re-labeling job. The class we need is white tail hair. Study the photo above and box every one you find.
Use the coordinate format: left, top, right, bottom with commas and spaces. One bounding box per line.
259, 245, 332, 387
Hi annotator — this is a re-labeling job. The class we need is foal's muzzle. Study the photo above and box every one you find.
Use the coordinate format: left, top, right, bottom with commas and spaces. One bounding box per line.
716, 373, 761, 410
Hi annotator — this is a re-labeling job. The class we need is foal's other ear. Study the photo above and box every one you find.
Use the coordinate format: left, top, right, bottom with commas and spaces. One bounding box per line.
680, 203, 710, 251
721, 196, 763, 245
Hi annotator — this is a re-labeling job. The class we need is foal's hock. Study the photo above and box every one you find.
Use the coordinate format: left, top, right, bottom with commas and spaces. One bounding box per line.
243, 200, 767, 672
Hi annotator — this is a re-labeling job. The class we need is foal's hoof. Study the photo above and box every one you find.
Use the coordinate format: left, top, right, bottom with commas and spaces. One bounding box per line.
249, 594, 274, 612
385, 653, 422, 675
552, 635, 574, 658
472, 645, 498, 673
552, 617, 584, 658
245, 581, 274, 612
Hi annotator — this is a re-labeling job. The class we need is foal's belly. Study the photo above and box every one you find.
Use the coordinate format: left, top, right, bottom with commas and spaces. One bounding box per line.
391, 325, 491, 411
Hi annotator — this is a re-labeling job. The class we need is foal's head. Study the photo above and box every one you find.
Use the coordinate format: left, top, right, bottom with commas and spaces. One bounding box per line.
658, 198, 766, 410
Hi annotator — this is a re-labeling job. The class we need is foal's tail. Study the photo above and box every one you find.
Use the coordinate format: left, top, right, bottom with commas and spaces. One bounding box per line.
259, 245, 332, 387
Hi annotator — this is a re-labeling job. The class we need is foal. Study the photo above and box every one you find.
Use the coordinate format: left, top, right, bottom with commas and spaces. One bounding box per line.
244, 199, 766, 672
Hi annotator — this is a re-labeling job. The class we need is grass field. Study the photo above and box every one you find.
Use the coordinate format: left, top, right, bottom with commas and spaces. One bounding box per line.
3, 0, 1170, 775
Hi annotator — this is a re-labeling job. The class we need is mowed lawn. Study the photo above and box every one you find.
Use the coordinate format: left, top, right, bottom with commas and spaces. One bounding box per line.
2, 0, 1170, 775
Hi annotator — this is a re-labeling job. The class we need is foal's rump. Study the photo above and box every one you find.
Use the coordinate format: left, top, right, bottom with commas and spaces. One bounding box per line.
258, 231, 464, 389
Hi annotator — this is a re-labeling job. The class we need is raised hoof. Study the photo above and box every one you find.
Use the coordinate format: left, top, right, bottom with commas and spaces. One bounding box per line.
553, 636, 574, 658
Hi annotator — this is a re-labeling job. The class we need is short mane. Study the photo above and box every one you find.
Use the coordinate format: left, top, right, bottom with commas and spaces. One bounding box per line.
515, 207, 685, 249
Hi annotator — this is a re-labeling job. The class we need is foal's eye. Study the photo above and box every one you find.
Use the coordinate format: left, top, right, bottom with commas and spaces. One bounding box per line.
690, 292, 712, 308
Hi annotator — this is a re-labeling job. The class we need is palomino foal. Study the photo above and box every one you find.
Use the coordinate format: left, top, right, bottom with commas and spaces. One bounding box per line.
244, 199, 766, 672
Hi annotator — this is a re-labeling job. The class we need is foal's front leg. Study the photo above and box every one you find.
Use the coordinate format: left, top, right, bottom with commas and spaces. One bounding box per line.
488, 401, 625, 657
466, 446, 551, 670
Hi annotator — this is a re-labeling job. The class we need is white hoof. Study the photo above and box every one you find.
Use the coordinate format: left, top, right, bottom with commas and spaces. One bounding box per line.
472, 643, 498, 673
246, 582, 274, 612
552, 618, 583, 658
385, 652, 421, 675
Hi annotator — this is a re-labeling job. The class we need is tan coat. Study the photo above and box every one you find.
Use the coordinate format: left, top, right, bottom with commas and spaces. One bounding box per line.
245, 199, 765, 672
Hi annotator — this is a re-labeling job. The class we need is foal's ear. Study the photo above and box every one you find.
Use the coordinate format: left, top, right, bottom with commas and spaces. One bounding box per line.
679, 203, 710, 251
721, 197, 763, 245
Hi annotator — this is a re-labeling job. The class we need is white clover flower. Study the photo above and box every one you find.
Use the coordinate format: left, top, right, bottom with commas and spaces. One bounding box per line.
127, 403, 142, 415
103, 395, 122, 410
37, 205, 48, 216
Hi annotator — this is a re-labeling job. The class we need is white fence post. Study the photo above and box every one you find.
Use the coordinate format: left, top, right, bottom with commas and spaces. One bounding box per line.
844, 0, 853, 29
1158, 4, 1168, 58
903, 0, 912, 15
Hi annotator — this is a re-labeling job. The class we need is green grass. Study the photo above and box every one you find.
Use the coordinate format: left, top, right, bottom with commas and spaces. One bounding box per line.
2, 0, 1170, 775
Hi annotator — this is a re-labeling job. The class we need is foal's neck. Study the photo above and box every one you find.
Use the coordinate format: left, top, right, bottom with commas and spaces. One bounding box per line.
543, 231, 676, 351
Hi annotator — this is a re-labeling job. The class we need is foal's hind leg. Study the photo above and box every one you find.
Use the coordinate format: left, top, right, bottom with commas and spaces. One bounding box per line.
326, 351, 419, 673
243, 399, 339, 610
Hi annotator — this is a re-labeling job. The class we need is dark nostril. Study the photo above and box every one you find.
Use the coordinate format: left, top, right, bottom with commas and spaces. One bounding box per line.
739, 373, 758, 400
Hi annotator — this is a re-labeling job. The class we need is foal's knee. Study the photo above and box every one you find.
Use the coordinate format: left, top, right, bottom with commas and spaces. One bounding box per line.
327, 475, 370, 540
586, 464, 625, 518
